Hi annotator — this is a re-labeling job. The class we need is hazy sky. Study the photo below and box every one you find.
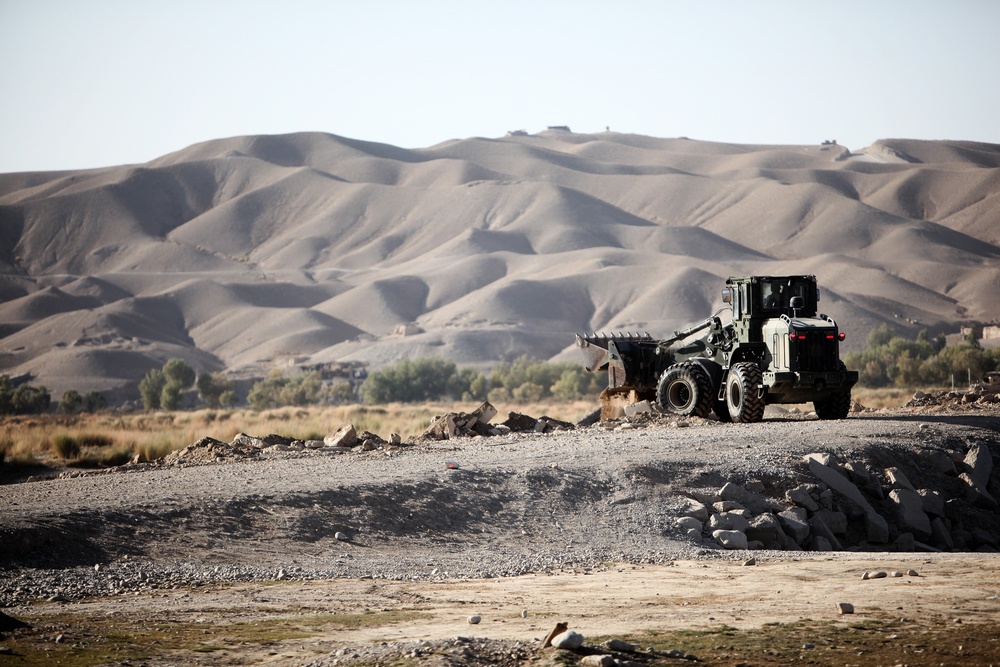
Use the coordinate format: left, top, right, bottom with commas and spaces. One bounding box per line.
2, 0, 998, 173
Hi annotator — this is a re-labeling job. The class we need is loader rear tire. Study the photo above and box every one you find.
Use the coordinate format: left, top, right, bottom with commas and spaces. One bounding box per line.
814, 391, 852, 419
656, 362, 713, 418
725, 362, 765, 423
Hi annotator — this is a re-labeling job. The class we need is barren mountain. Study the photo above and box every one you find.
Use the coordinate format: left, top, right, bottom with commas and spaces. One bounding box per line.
1, 131, 999, 400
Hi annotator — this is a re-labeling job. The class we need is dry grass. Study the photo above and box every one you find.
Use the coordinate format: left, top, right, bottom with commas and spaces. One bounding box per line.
1, 388, 929, 473
852, 386, 946, 410
0, 399, 598, 470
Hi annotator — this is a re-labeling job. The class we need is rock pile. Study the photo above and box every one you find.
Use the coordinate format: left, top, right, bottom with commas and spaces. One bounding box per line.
141, 402, 572, 467
907, 389, 1000, 410
678, 443, 999, 553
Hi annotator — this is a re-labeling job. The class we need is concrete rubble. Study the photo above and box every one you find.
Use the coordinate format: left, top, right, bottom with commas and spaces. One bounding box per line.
678, 442, 999, 553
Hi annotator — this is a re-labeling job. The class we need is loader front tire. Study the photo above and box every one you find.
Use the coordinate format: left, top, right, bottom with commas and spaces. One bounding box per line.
725, 362, 765, 423
656, 362, 713, 418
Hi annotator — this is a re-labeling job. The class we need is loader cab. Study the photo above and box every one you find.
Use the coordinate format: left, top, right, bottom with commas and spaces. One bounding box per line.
723, 276, 819, 321
759, 277, 819, 318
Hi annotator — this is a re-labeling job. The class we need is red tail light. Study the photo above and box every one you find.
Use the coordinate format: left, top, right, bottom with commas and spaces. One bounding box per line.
838, 332, 846, 341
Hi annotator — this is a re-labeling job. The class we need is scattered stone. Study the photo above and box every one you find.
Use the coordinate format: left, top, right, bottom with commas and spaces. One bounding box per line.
777, 507, 811, 544
712, 529, 748, 550
837, 602, 855, 614
886, 467, 915, 491
786, 485, 819, 512
604, 639, 637, 652
743, 557, 757, 566
708, 511, 749, 533
335, 532, 349, 541
541, 622, 569, 648
917, 489, 946, 517
808, 515, 842, 550
959, 472, 998, 508
0, 611, 30, 631
867, 571, 888, 579
580, 655, 615, 667
231, 432, 267, 448
745, 513, 784, 546
680, 498, 710, 522
891, 571, 904, 577
624, 400, 651, 417
550, 630, 584, 650
888, 489, 932, 540
675, 516, 703, 532
324, 424, 357, 449
963, 444, 994, 489
907, 569, 919, 577
468, 615, 481, 625
720, 481, 778, 514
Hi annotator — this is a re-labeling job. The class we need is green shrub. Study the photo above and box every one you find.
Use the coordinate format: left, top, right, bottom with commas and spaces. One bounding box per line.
77, 433, 114, 448
99, 446, 134, 467
52, 434, 81, 459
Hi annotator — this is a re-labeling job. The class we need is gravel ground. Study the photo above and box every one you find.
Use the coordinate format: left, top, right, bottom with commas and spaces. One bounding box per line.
2, 407, 999, 609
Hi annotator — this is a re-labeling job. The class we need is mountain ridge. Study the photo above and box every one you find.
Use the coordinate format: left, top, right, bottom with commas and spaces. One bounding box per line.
1, 131, 998, 400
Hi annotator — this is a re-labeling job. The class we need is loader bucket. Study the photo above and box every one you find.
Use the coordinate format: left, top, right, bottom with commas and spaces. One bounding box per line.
576, 334, 611, 372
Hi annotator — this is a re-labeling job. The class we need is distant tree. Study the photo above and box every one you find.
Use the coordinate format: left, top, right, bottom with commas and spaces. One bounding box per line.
0, 375, 13, 415
197, 372, 234, 409
218, 389, 239, 408
160, 382, 184, 411
59, 389, 83, 414
327, 382, 356, 405
11, 384, 50, 414
361, 358, 457, 404
966, 327, 982, 349
247, 370, 327, 410
83, 391, 108, 412
139, 369, 167, 410
163, 358, 196, 388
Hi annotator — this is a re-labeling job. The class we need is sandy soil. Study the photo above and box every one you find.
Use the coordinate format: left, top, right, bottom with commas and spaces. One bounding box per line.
7, 554, 1000, 666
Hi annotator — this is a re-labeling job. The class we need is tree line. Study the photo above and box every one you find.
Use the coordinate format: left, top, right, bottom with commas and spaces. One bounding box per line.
844, 324, 1000, 388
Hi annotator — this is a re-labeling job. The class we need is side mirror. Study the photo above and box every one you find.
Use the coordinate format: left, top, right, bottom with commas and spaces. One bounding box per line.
722, 288, 732, 304
790, 296, 804, 310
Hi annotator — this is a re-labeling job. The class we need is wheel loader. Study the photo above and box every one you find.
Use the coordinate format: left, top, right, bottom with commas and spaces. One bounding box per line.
576, 275, 858, 422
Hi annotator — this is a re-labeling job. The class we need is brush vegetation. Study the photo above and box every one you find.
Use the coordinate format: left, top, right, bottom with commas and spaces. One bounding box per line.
0, 399, 598, 473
